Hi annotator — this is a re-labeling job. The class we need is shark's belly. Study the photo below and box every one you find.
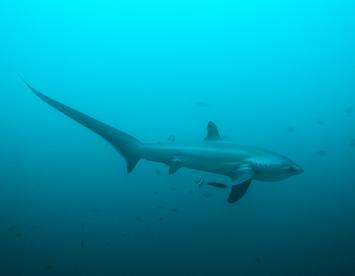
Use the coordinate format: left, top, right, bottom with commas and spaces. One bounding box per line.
180, 156, 236, 175
142, 145, 243, 176
146, 154, 234, 175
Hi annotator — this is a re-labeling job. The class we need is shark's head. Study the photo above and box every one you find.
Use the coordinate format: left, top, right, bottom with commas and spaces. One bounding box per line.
251, 153, 303, 182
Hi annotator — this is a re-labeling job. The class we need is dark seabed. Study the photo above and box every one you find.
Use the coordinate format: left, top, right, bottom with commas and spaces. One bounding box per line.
1, 0, 355, 275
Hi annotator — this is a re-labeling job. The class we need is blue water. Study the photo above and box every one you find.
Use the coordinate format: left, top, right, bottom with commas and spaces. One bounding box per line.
1, 0, 355, 275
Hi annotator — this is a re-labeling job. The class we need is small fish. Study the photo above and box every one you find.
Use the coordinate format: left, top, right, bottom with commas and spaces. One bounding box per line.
45, 264, 54, 271
81, 221, 87, 228
170, 187, 177, 192
104, 241, 112, 247
28, 225, 40, 233
89, 208, 102, 213
156, 204, 166, 210
120, 233, 128, 238
350, 139, 355, 147
345, 106, 354, 115
80, 240, 84, 248
15, 233, 23, 239
170, 208, 178, 213
194, 101, 211, 108
7, 226, 15, 231
159, 217, 165, 222
135, 216, 142, 222
208, 182, 227, 189
288, 125, 296, 133
168, 135, 176, 142
316, 150, 328, 156
152, 192, 159, 196
255, 257, 262, 265
315, 118, 324, 125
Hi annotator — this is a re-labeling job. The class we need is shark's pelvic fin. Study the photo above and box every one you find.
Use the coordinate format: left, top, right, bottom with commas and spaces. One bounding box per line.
168, 157, 182, 174
205, 121, 221, 141
21, 77, 142, 173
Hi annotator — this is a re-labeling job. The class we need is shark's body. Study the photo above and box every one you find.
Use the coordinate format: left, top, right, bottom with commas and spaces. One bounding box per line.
22, 79, 303, 203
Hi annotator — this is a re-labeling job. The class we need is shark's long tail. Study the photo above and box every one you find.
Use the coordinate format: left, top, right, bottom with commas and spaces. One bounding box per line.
21, 78, 142, 173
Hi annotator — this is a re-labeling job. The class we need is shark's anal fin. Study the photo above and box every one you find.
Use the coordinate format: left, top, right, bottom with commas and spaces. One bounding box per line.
167, 158, 182, 175
227, 164, 254, 203
205, 121, 221, 141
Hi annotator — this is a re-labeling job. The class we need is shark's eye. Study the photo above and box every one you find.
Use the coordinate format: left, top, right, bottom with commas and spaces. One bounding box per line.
288, 166, 296, 173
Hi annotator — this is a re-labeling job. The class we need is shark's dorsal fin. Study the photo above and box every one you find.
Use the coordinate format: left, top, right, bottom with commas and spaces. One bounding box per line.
205, 121, 221, 141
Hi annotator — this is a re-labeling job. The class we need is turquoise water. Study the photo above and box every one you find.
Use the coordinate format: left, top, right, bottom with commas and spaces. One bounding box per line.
1, 0, 355, 275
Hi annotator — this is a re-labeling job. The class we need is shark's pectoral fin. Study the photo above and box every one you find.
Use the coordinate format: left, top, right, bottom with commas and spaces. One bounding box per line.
167, 158, 183, 175
228, 179, 252, 203
227, 163, 254, 203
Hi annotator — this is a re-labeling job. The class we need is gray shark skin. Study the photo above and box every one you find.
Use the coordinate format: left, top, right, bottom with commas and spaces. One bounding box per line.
21, 79, 303, 203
